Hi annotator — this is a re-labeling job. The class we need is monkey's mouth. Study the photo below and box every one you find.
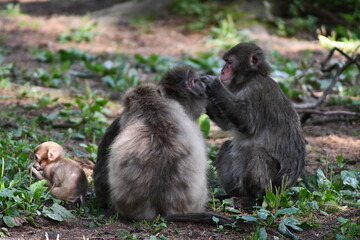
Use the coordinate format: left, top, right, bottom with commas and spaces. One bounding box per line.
220, 76, 231, 85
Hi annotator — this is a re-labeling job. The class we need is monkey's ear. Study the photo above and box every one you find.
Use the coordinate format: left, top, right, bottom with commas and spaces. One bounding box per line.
48, 149, 60, 161
250, 54, 259, 66
250, 52, 260, 66
157, 88, 163, 97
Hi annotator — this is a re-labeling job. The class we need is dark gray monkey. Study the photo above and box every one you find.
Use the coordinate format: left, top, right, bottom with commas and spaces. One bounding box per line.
201, 42, 306, 208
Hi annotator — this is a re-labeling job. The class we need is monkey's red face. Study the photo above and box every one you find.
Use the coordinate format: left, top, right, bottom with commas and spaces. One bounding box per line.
220, 58, 233, 85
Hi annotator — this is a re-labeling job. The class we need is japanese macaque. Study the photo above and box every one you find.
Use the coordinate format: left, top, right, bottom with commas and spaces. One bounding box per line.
31, 141, 88, 205
201, 43, 306, 208
94, 65, 209, 220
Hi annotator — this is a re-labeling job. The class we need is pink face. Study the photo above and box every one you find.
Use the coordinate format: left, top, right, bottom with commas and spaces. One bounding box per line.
219, 58, 233, 85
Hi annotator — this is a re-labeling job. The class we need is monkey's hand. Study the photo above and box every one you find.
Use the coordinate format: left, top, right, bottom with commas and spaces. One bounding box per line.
200, 75, 221, 92
31, 166, 44, 180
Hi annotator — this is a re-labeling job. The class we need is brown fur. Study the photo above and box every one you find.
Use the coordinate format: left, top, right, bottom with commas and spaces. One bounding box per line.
32, 141, 88, 204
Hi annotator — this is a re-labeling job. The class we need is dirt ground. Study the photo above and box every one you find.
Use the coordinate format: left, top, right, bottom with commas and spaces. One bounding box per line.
0, 0, 359, 239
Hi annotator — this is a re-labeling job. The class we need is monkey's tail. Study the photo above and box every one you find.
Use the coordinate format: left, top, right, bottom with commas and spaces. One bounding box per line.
164, 212, 254, 229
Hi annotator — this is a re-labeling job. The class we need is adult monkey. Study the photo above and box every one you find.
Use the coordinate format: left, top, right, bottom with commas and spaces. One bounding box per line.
94, 65, 208, 215
94, 65, 239, 226
201, 42, 306, 208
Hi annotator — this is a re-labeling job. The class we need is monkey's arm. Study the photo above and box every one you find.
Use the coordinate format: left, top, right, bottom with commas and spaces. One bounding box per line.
31, 166, 55, 188
31, 166, 45, 180
206, 99, 232, 131
202, 77, 251, 133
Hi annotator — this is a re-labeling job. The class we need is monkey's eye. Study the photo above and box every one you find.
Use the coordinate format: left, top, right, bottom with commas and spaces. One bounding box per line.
226, 59, 233, 65
29, 152, 37, 161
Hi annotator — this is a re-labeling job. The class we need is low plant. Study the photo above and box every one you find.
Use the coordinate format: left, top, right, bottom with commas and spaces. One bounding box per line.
333, 217, 360, 239
207, 15, 253, 50
170, 0, 218, 31
37, 85, 109, 139
0, 4, 22, 18
134, 215, 168, 236
0, 61, 15, 88
57, 21, 100, 43
183, 52, 222, 75
32, 65, 72, 88
236, 207, 303, 240
134, 54, 178, 76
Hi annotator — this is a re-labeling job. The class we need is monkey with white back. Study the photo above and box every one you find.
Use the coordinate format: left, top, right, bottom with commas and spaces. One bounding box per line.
94, 65, 209, 220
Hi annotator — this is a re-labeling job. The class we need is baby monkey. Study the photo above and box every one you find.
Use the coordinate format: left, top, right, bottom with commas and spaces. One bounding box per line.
31, 141, 88, 205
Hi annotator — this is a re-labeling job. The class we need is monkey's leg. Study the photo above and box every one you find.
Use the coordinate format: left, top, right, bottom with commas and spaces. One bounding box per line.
237, 151, 278, 209
50, 186, 73, 202
215, 140, 244, 199
214, 140, 232, 167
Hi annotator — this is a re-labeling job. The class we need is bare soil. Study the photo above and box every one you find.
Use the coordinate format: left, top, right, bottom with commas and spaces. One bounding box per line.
0, 0, 359, 239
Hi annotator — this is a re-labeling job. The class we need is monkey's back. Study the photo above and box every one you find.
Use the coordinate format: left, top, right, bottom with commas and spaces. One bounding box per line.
107, 98, 208, 220
231, 76, 305, 187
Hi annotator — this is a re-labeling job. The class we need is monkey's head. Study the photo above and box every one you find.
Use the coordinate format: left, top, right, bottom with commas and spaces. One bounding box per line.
160, 65, 206, 101
220, 42, 271, 85
123, 84, 160, 110
159, 65, 207, 120
33, 141, 64, 170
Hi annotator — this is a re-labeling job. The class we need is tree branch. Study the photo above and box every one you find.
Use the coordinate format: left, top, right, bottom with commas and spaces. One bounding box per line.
293, 48, 360, 109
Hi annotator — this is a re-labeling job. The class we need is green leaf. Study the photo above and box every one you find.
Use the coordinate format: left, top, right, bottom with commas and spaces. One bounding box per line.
43, 207, 63, 221
265, 190, 276, 202
3, 216, 25, 228
257, 209, 271, 220
235, 215, 258, 222
316, 168, 333, 188
337, 217, 349, 224
2, 216, 15, 228
0, 188, 16, 199
30, 179, 47, 201
212, 216, 219, 224
282, 217, 303, 231
198, 114, 210, 137
26, 216, 40, 228
276, 207, 299, 216
225, 207, 241, 214
304, 201, 319, 210
50, 203, 75, 219
341, 170, 359, 190
279, 222, 298, 240
258, 227, 267, 240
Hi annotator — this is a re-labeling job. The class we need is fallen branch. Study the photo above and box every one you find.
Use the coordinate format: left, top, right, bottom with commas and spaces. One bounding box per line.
297, 109, 360, 117
305, 117, 359, 125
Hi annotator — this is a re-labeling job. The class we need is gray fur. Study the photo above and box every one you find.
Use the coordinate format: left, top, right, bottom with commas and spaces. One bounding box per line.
202, 43, 306, 207
94, 66, 208, 220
